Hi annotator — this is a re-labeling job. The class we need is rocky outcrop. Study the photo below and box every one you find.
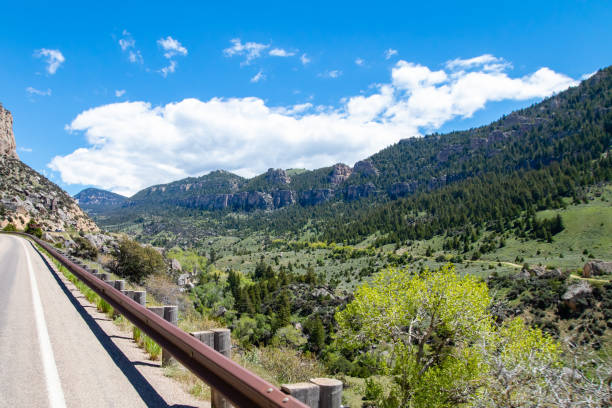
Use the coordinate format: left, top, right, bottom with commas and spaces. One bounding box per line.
344, 183, 377, 200
583, 260, 612, 277
272, 189, 297, 207
353, 160, 379, 177
0, 104, 18, 159
299, 189, 334, 206
265, 168, 291, 184
328, 163, 352, 185
0, 156, 99, 232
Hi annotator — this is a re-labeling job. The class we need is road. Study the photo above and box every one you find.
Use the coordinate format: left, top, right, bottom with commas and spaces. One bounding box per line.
0, 234, 195, 407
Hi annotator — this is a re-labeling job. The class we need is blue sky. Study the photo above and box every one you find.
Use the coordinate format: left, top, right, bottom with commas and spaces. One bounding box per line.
1, 0, 611, 196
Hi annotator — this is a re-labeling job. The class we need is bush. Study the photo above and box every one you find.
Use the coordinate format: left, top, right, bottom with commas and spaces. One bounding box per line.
73, 236, 98, 260
2, 223, 17, 232
25, 221, 42, 238
111, 237, 166, 283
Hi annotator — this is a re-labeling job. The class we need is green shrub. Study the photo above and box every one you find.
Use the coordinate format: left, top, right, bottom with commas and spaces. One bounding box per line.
2, 223, 17, 232
110, 238, 165, 283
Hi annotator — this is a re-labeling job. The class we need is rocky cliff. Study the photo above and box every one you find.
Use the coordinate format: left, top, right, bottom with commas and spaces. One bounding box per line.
0, 103, 98, 232
0, 104, 18, 159
74, 188, 127, 214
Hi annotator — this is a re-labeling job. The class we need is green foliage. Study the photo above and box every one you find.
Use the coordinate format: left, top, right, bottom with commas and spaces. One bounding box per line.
111, 237, 165, 283
73, 236, 98, 260
336, 264, 563, 407
2, 223, 17, 232
25, 220, 42, 238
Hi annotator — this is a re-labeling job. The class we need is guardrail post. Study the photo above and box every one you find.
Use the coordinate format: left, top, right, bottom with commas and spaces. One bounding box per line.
114, 280, 125, 291
281, 383, 320, 408
309, 378, 342, 408
122, 289, 134, 299
212, 328, 232, 408
191, 330, 214, 347
161, 306, 178, 366
133, 291, 146, 306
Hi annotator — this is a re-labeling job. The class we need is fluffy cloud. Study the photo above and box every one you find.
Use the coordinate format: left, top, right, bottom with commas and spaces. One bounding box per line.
115, 89, 126, 97
223, 39, 269, 64
157, 36, 187, 77
158, 36, 188, 58
300, 53, 311, 65
50, 55, 578, 195
26, 86, 52, 96
355, 58, 365, 66
34, 48, 65, 74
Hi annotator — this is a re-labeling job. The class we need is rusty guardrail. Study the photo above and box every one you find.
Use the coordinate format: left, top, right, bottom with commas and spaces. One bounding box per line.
12, 232, 309, 408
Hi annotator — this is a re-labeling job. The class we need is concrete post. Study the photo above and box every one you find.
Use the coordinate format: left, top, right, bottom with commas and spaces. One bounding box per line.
212, 328, 232, 408
190, 330, 214, 347
122, 290, 134, 299
114, 280, 125, 291
281, 383, 320, 408
161, 306, 178, 366
310, 378, 342, 408
133, 291, 146, 306
100, 273, 110, 282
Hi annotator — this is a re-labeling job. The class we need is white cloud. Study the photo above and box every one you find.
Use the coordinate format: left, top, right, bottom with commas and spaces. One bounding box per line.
34, 48, 65, 74
250, 70, 266, 83
158, 36, 188, 58
115, 89, 126, 97
391, 62, 448, 90
49, 54, 577, 196
355, 58, 365, 66
319, 70, 342, 79
300, 53, 311, 65
26, 86, 52, 96
156, 36, 187, 77
269, 48, 295, 57
159, 60, 177, 78
581, 71, 597, 80
18, 147, 33, 153
119, 31, 143, 64
223, 38, 269, 64
446, 54, 511, 72
384, 48, 398, 60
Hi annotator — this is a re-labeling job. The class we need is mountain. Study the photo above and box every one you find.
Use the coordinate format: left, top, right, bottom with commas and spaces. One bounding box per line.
74, 188, 127, 215
83, 67, 612, 245
0, 104, 99, 233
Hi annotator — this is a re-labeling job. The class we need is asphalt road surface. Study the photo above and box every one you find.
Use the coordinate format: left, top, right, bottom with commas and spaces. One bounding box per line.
0, 234, 189, 407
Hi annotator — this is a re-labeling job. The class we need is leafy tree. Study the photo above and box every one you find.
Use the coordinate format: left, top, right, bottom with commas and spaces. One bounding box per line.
111, 237, 165, 283
336, 265, 491, 406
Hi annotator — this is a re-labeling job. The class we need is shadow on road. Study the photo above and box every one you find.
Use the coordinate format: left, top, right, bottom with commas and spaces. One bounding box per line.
32, 244, 198, 408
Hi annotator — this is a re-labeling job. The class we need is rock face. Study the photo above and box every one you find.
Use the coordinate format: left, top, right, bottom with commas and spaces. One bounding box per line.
0, 103, 97, 232
265, 168, 291, 185
328, 163, 352, 185
0, 156, 99, 232
0, 104, 18, 159
583, 260, 612, 277
353, 160, 379, 177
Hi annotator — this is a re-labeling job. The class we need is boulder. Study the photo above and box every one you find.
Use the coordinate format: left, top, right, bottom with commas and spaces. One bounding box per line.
561, 282, 592, 311
583, 260, 612, 278
328, 163, 352, 185
353, 160, 379, 177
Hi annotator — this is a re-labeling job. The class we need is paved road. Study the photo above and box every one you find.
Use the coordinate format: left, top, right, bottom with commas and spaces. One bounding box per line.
0, 234, 185, 408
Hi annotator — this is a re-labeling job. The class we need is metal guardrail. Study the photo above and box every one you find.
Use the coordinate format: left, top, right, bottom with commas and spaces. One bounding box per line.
13, 232, 309, 408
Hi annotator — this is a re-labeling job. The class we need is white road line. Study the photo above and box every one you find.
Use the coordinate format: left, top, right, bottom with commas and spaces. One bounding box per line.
21, 238, 67, 408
